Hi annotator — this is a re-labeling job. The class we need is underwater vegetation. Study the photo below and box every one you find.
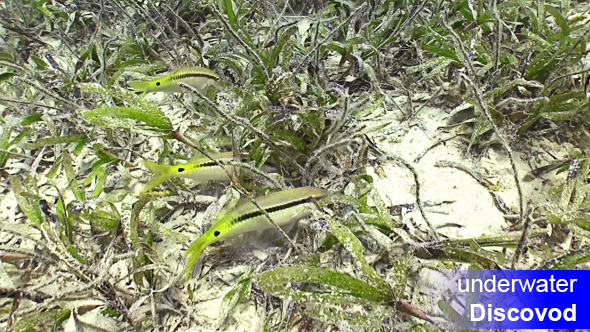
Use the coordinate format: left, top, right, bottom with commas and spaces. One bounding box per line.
1, 0, 589, 330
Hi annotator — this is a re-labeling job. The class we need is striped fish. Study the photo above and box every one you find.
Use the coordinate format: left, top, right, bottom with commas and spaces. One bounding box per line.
129, 66, 219, 93
140, 152, 236, 193
186, 187, 329, 277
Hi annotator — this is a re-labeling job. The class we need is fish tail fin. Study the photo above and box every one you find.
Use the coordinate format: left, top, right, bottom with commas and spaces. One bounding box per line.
129, 81, 151, 92
141, 160, 172, 176
186, 236, 211, 279
140, 160, 175, 194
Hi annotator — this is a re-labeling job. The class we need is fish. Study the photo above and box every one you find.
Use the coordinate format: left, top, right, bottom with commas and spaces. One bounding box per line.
140, 152, 237, 193
185, 187, 329, 277
129, 66, 219, 93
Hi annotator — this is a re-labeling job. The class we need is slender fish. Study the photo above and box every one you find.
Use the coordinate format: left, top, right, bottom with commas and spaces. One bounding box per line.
140, 152, 236, 193
129, 66, 219, 93
186, 187, 329, 276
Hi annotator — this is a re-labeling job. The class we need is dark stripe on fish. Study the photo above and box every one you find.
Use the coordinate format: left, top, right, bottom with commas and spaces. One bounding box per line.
171, 72, 218, 82
195, 161, 218, 168
231, 197, 316, 225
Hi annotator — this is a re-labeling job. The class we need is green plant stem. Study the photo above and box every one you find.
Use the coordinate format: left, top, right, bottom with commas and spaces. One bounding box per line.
294, 3, 368, 71
209, 3, 268, 80
178, 82, 304, 175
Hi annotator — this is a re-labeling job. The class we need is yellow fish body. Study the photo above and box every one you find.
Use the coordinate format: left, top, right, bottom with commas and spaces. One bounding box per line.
186, 187, 329, 276
129, 66, 219, 93
140, 152, 236, 193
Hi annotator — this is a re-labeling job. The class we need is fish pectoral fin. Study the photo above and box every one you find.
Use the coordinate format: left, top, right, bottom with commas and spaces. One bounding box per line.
280, 220, 297, 235
253, 221, 298, 248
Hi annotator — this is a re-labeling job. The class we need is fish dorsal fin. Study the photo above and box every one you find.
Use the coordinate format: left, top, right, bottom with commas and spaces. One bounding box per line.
186, 152, 236, 167
169, 66, 219, 79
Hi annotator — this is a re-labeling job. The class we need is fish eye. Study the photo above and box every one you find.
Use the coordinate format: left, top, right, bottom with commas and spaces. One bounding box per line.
214, 231, 220, 237
177, 167, 185, 172
156, 82, 161, 86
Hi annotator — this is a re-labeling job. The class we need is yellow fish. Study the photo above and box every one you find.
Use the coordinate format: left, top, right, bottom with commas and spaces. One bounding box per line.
186, 187, 329, 277
140, 152, 237, 193
129, 66, 219, 93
